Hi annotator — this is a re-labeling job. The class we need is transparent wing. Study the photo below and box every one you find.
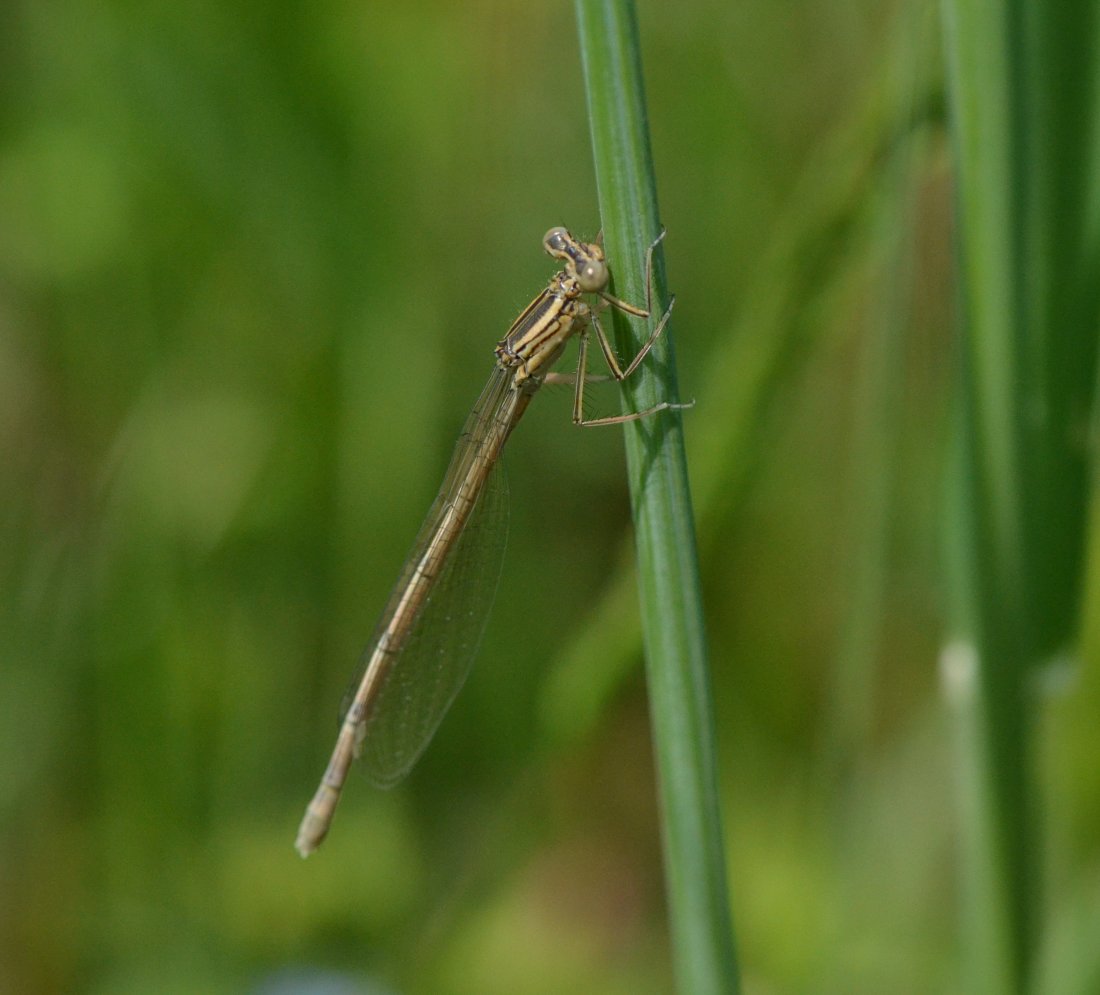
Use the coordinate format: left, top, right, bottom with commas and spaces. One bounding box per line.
340, 367, 522, 787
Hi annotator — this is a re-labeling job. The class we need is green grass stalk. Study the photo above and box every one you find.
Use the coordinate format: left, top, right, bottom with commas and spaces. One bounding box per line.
573, 2, 740, 993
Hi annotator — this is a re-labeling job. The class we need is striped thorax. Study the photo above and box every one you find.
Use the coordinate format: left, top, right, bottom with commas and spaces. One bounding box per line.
494, 228, 608, 389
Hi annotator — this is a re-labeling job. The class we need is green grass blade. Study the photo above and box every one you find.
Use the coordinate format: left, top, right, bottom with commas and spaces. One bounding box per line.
573, 2, 740, 993
941, 1, 1100, 991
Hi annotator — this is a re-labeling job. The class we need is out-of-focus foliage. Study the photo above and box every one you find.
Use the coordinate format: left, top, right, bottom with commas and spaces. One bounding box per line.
940, 2, 1100, 992
2, 2, 1097, 993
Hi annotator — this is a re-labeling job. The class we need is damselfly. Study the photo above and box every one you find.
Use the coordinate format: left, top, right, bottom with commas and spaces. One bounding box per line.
296, 227, 682, 857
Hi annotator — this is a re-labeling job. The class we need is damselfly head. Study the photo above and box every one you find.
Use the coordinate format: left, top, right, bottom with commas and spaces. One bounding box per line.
542, 227, 608, 293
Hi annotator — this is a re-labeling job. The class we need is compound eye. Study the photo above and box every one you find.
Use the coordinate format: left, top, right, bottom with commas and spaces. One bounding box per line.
543, 227, 570, 256
578, 258, 608, 292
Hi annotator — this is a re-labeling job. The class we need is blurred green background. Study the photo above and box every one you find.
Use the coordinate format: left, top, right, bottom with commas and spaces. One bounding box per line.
3, 1, 1098, 993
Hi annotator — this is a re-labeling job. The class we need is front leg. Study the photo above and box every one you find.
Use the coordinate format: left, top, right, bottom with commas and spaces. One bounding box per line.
596, 226, 668, 318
